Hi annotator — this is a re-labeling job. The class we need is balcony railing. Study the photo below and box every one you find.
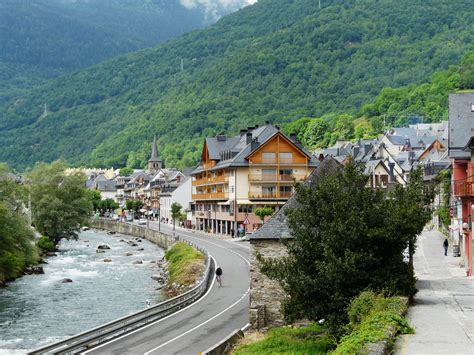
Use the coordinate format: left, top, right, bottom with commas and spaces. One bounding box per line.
192, 175, 229, 186
192, 192, 228, 200
248, 191, 292, 199
454, 181, 474, 197
248, 174, 307, 182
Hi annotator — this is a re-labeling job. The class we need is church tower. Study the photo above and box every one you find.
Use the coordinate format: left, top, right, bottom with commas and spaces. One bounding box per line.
148, 135, 163, 173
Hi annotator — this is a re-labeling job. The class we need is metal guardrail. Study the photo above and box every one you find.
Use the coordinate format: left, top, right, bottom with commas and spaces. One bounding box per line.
29, 242, 215, 354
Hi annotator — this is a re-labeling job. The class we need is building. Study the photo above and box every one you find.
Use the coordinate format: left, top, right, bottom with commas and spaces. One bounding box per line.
148, 136, 163, 173
449, 92, 474, 277
191, 123, 319, 236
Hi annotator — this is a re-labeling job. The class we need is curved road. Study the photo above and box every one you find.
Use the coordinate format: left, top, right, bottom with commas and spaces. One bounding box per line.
83, 222, 250, 355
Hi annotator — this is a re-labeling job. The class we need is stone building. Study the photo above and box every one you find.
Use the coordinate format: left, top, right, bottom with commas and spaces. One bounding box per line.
248, 157, 340, 329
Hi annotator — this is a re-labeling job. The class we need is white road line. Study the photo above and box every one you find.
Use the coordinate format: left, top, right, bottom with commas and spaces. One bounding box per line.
81, 256, 218, 354
144, 287, 251, 355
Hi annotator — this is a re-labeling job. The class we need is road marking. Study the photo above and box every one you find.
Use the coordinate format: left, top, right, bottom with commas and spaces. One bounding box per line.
81, 256, 218, 354
144, 287, 251, 355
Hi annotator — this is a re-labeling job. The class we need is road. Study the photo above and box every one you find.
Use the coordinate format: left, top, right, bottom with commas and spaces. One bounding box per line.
83, 222, 250, 355
394, 228, 474, 355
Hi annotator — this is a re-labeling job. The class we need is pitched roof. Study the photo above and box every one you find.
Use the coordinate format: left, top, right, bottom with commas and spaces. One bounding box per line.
193, 124, 319, 174
248, 156, 341, 240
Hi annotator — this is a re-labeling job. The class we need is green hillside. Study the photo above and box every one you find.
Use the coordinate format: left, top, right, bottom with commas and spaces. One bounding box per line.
0, 0, 473, 170
0, 0, 231, 96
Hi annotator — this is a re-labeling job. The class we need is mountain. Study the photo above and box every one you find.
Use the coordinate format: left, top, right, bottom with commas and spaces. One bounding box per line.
0, 0, 251, 95
0, 0, 473, 170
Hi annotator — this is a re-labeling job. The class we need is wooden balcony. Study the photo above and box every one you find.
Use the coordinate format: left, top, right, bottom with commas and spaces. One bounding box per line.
192, 192, 228, 200
192, 175, 229, 186
248, 191, 292, 199
454, 181, 474, 197
248, 174, 307, 183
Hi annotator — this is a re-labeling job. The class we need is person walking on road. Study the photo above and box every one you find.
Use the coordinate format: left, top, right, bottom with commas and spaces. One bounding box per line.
215, 266, 223, 287
443, 238, 449, 256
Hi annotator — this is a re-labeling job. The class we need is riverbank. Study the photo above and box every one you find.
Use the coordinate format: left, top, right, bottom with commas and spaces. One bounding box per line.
0, 229, 166, 353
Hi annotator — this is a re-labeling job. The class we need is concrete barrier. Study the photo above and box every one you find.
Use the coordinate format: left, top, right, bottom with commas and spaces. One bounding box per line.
91, 219, 175, 249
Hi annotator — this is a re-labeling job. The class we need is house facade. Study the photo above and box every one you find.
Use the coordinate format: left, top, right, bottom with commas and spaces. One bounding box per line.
192, 123, 319, 236
449, 92, 474, 277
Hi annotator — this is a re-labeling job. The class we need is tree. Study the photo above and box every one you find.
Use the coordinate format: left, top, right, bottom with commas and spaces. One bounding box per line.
26, 160, 92, 245
86, 189, 102, 211
119, 167, 134, 176
258, 160, 433, 335
0, 164, 37, 283
254, 207, 274, 225
171, 202, 182, 235
125, 199, 142, 213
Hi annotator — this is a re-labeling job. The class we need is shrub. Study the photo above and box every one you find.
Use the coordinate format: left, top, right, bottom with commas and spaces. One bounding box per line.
37, 236, 56, 252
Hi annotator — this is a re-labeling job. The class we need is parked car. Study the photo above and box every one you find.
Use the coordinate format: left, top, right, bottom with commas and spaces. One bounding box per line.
138, 218, 147, 225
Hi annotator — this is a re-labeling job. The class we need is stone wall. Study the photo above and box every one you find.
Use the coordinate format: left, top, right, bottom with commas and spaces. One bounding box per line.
91, 219, 175, 250
249, 239, 288, 329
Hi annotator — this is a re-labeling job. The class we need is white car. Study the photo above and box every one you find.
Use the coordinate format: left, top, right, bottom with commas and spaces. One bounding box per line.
138, 218, 147, 225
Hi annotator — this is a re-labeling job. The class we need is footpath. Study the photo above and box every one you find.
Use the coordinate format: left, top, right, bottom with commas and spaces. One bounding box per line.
394, 228, 474, 355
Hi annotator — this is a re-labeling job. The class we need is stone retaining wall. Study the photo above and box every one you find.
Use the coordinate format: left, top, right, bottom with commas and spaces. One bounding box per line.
91, 219, 175, 250
249, 239, 288, 329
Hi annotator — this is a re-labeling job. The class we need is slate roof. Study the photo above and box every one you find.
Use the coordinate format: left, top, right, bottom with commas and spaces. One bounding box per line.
248, 156, 341, 240
193, 124, 319, 174
149, 136, 162, 162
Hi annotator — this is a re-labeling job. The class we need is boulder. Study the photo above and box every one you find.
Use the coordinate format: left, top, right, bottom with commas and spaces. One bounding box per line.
150, 260, 156, 263
132, 260, 143, 265
103, 259, 112, 262
106, 231, 116, 235
124, 252, 133, 256
46, 252, 57, 257
96, 249, 106, 253
81, 226, 90, 231
151, 275, 165, 283
119, 239, 126, 242
60, 278, 73, 283
137, 248, 144, 251
130, 243, 138, 247
97, 244, 111, 250
32, 266, 44, 274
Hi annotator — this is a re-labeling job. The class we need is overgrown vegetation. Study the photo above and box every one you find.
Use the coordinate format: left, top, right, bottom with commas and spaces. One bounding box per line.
36, 236, 55, 253
1, 0, 473, 169
0, 163, 38, 284
436, 170, 452, 228
258, 160, 433, 335
233, 324, 332, 355
165, 242, 205, 289
333, 292, 412, 354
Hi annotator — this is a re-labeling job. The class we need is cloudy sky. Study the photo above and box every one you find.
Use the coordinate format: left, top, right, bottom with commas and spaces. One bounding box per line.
180, 0, 258, 21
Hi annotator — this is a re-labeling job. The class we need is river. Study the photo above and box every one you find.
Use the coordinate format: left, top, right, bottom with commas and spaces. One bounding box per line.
0, 229, 166, 354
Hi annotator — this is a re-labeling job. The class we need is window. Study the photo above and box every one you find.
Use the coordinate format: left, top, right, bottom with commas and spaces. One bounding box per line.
262, 186, 276, 198
238, 205, 253, 213
262, 152, 276, 163
279, 152, 293, 164
262, 169, 276, 180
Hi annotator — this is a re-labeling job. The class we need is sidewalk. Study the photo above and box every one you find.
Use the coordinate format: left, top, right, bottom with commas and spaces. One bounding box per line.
394, 228, 474, 355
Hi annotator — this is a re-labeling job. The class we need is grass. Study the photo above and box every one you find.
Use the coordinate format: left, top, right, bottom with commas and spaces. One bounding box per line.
232, 324, 332, 354
165, 241, 205, 287
332, 292, 412, 354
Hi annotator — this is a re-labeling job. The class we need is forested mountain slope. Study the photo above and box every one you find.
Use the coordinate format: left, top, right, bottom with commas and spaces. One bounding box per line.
0, 0, 243, 95
0, 0, 473, 170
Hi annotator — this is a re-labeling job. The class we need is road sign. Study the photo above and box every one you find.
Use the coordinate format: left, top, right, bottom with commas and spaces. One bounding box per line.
243, 217, 249, 225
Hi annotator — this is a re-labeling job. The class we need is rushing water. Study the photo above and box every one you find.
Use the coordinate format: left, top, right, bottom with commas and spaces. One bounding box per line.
0, 229, 165, 354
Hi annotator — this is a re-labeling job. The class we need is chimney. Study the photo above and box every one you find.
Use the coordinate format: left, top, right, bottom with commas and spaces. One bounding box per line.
246, 132, 253, 145
388, 162, 395, 182
251, 138, 259, 151
265, 120, 271, 125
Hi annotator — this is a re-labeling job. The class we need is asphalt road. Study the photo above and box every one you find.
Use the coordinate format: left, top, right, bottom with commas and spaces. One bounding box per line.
83, 222, 250, 355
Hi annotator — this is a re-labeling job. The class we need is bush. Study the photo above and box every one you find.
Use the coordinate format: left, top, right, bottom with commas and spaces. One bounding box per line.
37, 236, 55, 252
333, 292, 412, 354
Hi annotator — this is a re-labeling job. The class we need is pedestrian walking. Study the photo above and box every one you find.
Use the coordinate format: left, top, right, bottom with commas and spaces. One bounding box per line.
443, 238, 449, 256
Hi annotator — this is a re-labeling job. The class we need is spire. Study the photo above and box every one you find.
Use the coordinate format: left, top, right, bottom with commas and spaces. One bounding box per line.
149, 135, 161, 162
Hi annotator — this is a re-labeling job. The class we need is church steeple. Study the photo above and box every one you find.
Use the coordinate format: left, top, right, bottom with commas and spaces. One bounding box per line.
148, 135, 162, 172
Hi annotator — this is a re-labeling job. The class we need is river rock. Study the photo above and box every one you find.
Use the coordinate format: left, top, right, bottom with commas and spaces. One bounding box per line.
132, 260, 143, 265
46, 252, 57, 257
106, 231, 116, 235
124, 252, 133, 256
96, 249, 106, 253
60, 278, 73, 283
151, 275, 165, 283
103, 259, 112, 262
97, 244, 111, 250
119, 239, 126, 242
137, 248, 144, 251
130, 243, 138, 247
150, 260, 156, 263
81, 226, 90, 231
